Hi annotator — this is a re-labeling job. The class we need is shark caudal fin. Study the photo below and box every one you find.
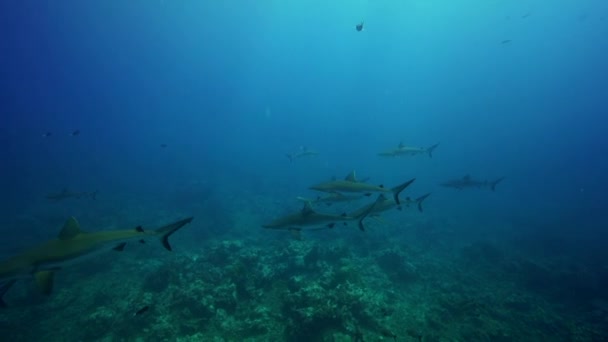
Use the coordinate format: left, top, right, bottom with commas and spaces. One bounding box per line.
390, 178, 416, 205
415, 193, 432, 212
356, 194, 385, 232
491, 177, 505, 191
427, 143, 440, 158
154, 217, 194, 251
0, 280, 16, 308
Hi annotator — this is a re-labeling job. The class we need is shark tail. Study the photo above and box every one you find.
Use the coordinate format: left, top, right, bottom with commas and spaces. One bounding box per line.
155, 217, 194, 251
390, 178, 416, 205
356, 194, 385, 231
286, 154, 293, 163
0, 280, 16, 308
491, 177, 505, 191
427, 143, 440, 158
415, 193, 432, 212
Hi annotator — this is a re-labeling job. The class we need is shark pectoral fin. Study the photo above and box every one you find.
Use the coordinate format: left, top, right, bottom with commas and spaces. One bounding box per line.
0, 280, 17, 308
34, 271, 55, 295
58, 217, 83, 240
154, 217, 194, 251
113, 242, 127, 252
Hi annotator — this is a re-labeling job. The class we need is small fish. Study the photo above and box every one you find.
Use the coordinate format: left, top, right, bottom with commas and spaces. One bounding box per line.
160, 144, 168, 148
42, 132, 52, 138
71, 130, 80, 136
355, 22, 364, 31
501, 39, 512, 44
134, 305, 150, 316
522, 13, 531, 19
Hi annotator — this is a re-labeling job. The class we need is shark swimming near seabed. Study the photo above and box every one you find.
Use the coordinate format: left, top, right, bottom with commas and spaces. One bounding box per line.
349, 192, 431, 219
309, 171, 415, 205
45, 188, 98, 201
286, 146, 319, 163
440, 175, 505, 191
0, 216, 194, 307
378, 141, 440, 158
262, 194, 385, 232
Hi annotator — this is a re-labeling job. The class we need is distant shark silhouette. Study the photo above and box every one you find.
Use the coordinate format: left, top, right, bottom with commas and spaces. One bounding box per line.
286, 146, 319, 162
45, 188, 98, 201
0, 216, 193, 307
441, 175, 505, 191
378, 141, 439, 158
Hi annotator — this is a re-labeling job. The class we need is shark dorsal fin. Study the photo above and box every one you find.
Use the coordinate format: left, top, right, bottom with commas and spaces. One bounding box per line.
345, 171, 357, 182
398, 141, 405, 149
301, 202, 315, 216
463, 174, 471, 181
58, 217, 82, 240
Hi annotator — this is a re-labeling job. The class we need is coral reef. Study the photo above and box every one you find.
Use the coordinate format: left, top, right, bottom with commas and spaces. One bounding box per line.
1, 212, 607, 341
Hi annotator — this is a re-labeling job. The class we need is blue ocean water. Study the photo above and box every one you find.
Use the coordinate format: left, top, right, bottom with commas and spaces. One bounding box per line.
1, 1, 608, 341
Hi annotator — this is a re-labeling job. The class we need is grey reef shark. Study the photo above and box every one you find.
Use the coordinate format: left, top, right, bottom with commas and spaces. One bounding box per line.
309, 171, 415, 205
262, 194, 386, 232
286, 146, 319, 163
349, 192, 432, 219
0, 216, 193, 307
296, 192, 365, 207
378, 141, 440, 158
45, 188, 98, 201
441, 175, 505, 191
